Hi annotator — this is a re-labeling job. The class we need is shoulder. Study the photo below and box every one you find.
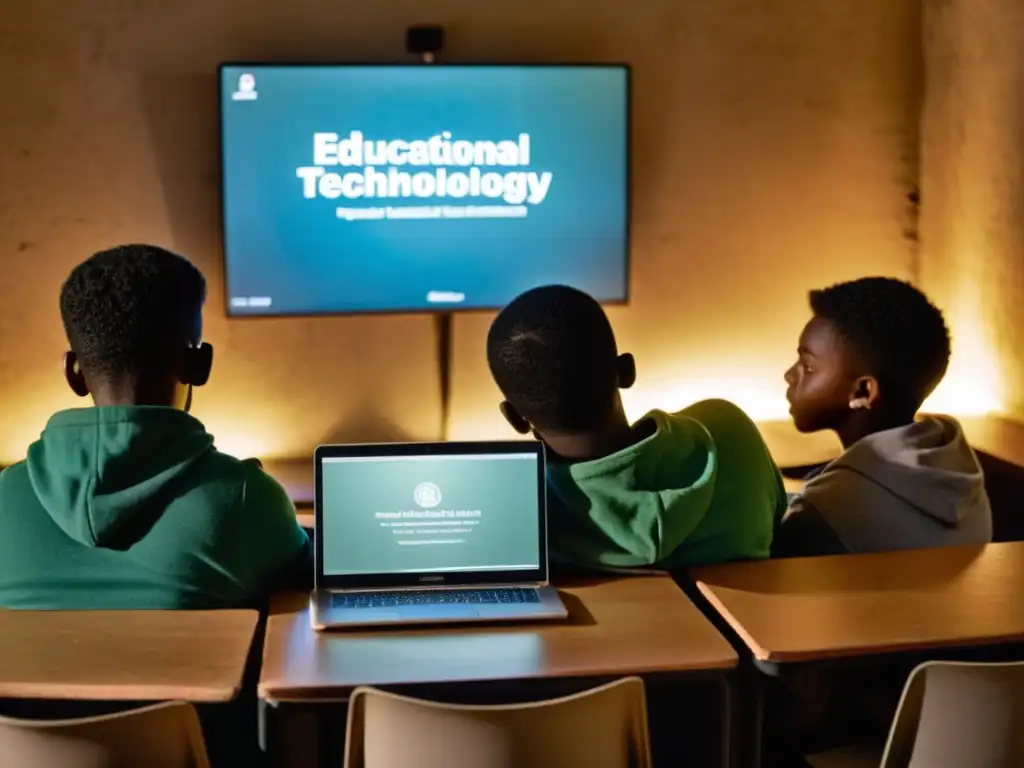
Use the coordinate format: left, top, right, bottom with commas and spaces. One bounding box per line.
0, 461, 29, 494
675, 399, 775, 461
800, 463, 880, 510
796, 464, 904, 548
188, 452, 294, 515
237, 458, 294, 513
677, 398, 756, 428
0, 460, 27, 480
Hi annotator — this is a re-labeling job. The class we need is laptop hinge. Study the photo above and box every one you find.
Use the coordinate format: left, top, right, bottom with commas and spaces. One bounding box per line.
327, 582, 545, 594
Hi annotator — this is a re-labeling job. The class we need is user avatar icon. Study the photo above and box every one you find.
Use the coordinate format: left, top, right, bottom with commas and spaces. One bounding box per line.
414, 482, 442, 509
232, 73, 259, 102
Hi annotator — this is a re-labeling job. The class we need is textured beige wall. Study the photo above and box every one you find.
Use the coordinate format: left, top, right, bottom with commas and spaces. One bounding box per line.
0, 0, 921, 462
919, 0, 1024, 421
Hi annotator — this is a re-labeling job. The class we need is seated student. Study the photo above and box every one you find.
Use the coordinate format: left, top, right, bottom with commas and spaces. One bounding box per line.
774, 276, 992, 558
486, 284, 786, 571
0, 244, 309, 609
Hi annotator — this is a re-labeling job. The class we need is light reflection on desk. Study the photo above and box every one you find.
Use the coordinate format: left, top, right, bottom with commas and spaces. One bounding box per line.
294, 625, 545, 688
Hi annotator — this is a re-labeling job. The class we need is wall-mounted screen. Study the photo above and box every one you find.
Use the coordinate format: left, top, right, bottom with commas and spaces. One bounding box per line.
219, 64, 630, 316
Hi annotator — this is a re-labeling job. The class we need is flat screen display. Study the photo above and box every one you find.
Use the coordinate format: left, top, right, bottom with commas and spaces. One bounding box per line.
319, 451, 542, 576
219, 64, 630, 315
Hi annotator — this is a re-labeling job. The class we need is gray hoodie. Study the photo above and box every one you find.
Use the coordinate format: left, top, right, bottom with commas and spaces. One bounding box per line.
772, 416, 992, 558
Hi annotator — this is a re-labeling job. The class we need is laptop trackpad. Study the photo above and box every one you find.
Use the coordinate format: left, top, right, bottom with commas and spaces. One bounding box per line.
398, 606, 480, 620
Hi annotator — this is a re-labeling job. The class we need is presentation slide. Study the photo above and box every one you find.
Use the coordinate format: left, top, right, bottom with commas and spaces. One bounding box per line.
319, 454, 541, 575
220, 65, 628, 315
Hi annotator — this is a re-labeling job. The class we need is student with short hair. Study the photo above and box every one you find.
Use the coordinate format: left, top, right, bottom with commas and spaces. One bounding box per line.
487, 284, 786, 571
0, 244, 309, 609
774, 276, 991, 558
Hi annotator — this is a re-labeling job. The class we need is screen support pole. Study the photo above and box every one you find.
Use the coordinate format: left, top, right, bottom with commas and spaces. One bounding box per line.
435, 312, 454, 440
420, 46, 454, 440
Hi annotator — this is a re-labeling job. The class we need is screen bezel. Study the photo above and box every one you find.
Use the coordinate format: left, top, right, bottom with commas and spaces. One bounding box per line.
314, 440, 549, 590
217, 62, 632, 319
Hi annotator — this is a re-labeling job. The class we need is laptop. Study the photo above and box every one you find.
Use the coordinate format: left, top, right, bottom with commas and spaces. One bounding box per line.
310, 440, 568, 630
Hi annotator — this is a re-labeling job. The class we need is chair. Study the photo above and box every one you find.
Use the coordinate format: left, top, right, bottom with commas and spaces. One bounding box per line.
0, 701, 209, 768
344, 676, 652, 768
809, 660, 1024, 768
880, 660, 1024, 768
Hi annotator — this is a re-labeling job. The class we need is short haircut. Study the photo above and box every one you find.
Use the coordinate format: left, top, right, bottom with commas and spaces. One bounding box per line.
487, 285, 619, 432
810, 277, 951, 410
60, 244, 207, 379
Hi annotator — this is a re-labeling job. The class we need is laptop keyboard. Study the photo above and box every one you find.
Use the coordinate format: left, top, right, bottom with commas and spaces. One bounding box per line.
332, 587, 540, 609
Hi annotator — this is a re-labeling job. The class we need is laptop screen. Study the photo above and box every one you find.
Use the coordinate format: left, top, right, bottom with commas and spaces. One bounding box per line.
319, 450, 542, 577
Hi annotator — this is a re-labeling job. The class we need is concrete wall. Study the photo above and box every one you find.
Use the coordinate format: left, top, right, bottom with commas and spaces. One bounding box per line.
0, 0, 922, 462
919, 0, 1024, 421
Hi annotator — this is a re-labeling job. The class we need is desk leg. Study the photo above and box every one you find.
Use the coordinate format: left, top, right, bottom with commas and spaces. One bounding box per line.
742, 663, 767, 768
720, 670, 741, 768
258, 698, 278, 766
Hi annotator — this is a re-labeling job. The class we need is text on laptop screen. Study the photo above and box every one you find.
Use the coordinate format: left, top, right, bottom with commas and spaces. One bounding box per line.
320, 453, 541, 576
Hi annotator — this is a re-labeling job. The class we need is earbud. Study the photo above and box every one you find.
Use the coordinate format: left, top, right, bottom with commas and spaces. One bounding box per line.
849, 397, 872, 411
182, 342, 214, 387
499, 401, 531, 435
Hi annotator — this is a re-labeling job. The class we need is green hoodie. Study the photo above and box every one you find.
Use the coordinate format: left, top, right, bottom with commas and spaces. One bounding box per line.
546, 399, 785, 570
0, 406, 309, 610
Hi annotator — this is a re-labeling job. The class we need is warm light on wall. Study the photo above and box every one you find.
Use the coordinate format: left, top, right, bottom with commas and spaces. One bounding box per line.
0, 332, 1005, 466
448, 376, 1000, 445
923, 281, 1004, 418
0, 386, 293, 466
449, 346, 1004, 444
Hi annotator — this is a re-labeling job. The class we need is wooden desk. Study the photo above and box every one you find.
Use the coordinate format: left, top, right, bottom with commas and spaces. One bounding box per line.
0, 609, 258, 702
961, 416, 1024, 468
259, 577, 735, 701
756, 421, 840, 469
694, 542, 1024, 665
782, 476, 806, 494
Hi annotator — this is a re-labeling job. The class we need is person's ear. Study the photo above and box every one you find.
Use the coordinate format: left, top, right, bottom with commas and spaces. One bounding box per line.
499, 401, 531, 435
849, 376, 880, 411
63, 351, 89, 398
616, 353, 636, 390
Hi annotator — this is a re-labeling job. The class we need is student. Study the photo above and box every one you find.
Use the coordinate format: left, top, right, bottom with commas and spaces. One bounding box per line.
487, 284, 786, 571
774, 276, 992, 558
0, 244, 310, 609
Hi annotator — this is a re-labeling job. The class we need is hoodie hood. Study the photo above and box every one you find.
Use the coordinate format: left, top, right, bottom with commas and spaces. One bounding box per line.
26, 407, 215, 547
830, 415, 985, 527
544, 401, 785, 569
546, 409, 720, 566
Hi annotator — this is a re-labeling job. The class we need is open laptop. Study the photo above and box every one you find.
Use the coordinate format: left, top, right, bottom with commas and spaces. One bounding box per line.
310, 440, 568, 630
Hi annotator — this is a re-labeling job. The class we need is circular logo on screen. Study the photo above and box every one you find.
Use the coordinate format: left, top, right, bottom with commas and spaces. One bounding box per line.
414, 482, 442, 509
238, 73, 256, 92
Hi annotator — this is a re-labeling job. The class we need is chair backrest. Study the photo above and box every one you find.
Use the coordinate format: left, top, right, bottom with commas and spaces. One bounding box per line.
881, 660, 1024, 768
0, 701, 209, 768
344, 676, 652, 768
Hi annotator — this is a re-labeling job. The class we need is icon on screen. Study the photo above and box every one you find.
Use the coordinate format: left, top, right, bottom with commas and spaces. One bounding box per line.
231, 73, 258, 102
413, 482, 442, 509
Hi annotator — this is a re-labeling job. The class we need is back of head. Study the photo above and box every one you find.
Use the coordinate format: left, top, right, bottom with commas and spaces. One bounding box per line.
60, 244, 207, 384
487, 285, 619, 432
810, 276, 951, 413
